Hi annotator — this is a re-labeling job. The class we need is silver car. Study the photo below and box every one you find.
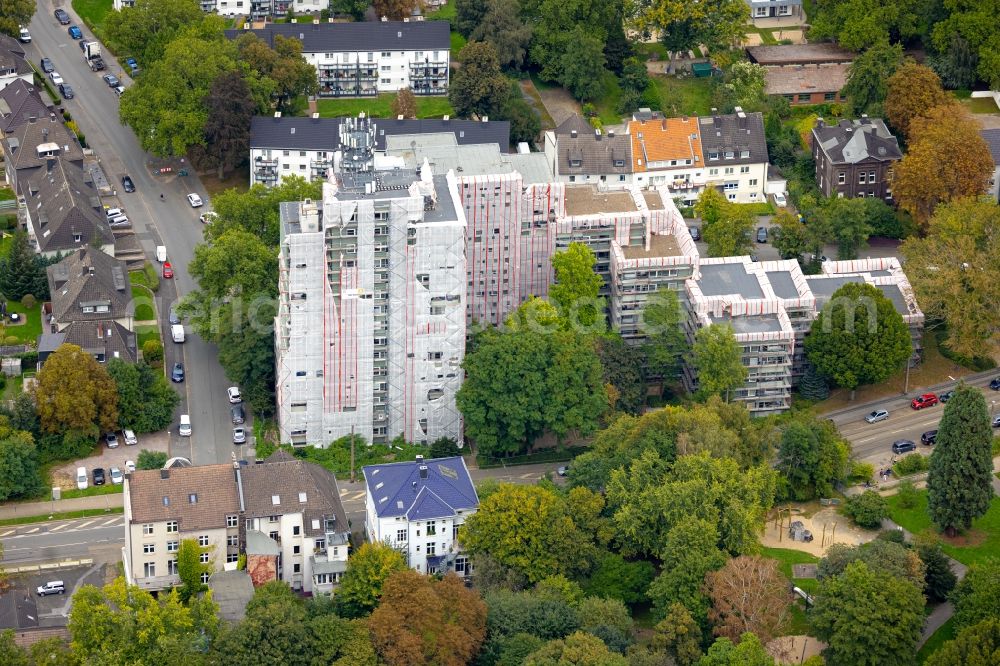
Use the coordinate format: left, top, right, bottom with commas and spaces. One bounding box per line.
865, 409, 889, 424
233, 427, 246, 444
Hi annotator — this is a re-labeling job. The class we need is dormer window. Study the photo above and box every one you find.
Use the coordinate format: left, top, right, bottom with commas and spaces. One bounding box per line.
613, 159, 625, 167
569, 159, 582, 168
708, 152, 719, 160
724, 151, 735, 159
740, 150, 750, 158
73, 233, 82, 243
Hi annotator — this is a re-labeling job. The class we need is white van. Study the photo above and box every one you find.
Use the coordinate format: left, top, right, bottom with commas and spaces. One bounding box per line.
156, 245, 167, 263
179, 414, 191, 436
171, 324, 185, 343
76, 466, 88, 490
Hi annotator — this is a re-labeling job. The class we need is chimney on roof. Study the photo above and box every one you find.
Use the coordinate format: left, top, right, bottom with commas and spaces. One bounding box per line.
713, 116, 721, 128
50, 113, 56, 122
412, 481, 417, 491
160, 468, 169, 479
419, 465, 428, 479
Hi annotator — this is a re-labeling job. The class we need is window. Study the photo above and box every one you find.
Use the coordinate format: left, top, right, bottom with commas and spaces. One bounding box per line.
868, 170, 876, 183
397, 529, 406, 542
293, 525, 300, 536
708, 152, 719, 161
455, 556, 468, 573
293, 563, 301, 574
426, 521, 437, 536
427, 542, 436, 556
198, 535, 209, 547
226, 514, 238, 528
167, 541, 179, 553
858, 173, 866, 184
168, 560, 178, 575
724, 151, 734, 159
200, 573, 209, 584
709, 168, 718, 176
166, 520, 178, 533
143, 563, 156, 577
749, 179, 758, 186
142, 524, 154, 535
188, 493, 197, 504
227, 553, 239, 563
143, 543, 155, 554
824, 92, 836, 101
740, 151, 750, 159
227, 535, 238, 547
724, 167, 734, 175
740, 166, 750, 174
293, 545, 301, 555
798, 94, 811, 102
838, 172, 846, 185
200, 552, 209, 564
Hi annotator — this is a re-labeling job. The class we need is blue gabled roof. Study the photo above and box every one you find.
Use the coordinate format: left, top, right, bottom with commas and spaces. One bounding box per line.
363, 456, 478, 520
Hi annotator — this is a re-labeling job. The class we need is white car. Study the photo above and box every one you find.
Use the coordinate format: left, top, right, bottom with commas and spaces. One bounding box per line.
199, 211, 218, 224
49, 71, 64, 86
187, 193, 203, 207
123, 429, 137, 446
227, 386, 242, 404
233, 427, 246, 444
865, 409, 889, 424
110, 467, 123, 484
773, 192, 787, 207
125, 460, 136, 473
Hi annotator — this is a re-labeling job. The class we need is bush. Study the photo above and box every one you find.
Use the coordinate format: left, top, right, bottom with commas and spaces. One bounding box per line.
137, 449, 168, 470
142, 340, 163, 366
847, 461, 875, 485
20, 294, 35, 310
19, 351, 38, 372
895, 479, 919, 509
4, 336, 18, 345
0, 375, 7, 391
893, 453, 929, 477
844, 490, 889, 529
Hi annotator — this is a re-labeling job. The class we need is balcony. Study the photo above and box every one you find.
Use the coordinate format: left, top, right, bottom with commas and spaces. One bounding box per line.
254, 169, 278, 183
319, 86, 378, 98
133, 573, 180, 591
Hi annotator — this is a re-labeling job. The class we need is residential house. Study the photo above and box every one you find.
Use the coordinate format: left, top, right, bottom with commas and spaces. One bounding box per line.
747, 44, 854, 106
0, 35, 34, 91
42, 247, 137, 363
363, 455, 478, 576
543, 115, 633, 186
743, 0, 803, 23
0, 80, 51, 134
811, 117, 902, 200
249, 114, 510, 187
980, 128, 1000, 202
696, 108, 769, 203
226, 21, 449, 97
627, 114, 704, 203
114, 0, 324, 20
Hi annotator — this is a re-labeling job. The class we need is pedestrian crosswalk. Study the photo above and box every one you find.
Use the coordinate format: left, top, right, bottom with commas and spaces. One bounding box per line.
0, 515, 125, 540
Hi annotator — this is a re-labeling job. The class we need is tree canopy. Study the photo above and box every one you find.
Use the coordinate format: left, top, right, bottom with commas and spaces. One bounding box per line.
628, 0, 748, 71
335, 542, 408, 618
33, 344, 118, 439
842, 41, 904, 116
449, 42, 511, 119
884, 61, 952, 140
692, 324, 747, 401
704, 555, 790, 643
549, 243, 605, 330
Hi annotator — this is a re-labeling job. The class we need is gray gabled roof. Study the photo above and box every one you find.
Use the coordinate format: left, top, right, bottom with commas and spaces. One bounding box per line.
48, 248, 132, 323
250, 115, 510, 152
0, 80, 49, 133
698, 110, 769, 165
555, 115, 632, 176
0, 34, 32, 80
813, 118, 902, 165
21, 157, 114, 254
225, 20, 450, 53
60, 319, 137, 363
980, 128, 1000, 164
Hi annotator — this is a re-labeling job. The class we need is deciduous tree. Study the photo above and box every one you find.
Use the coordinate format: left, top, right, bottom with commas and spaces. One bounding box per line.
807, 0, 924, 52
469, 0, 532, 70
931, 1, 1000, 88
390, 88, 417, 118
703, 205, 755, 257
821, 197, 873, 260
804, 282, 911, 397
843, 489, 889, 529
483, 588, 580, 642
651, 603, 702, 666
0, 429, 43, 502
884, 62, 951, 140
951, 558, 1000, 631
0, 0, 33, 40
373, 0, 413, 20
550, 243, 605, 329
893, 106, 994, 226
369, 571, 487, 666
927, 384, 993, 536
501, 82, 542, 144
770, 209, 808, 260
642, 288, 688, 380
33, 344, 118, 437
103, 0, 206, 65
699, 633, 776, 666
818, 540, 924, 587
107, 359, 179, 434
596, 335, 646, 415
843, 41, 904, 116
777, 418, 849, 500
717, 61, 768, 113
692, 324, 747, 401
926, 618, 1000, 666
137, 449, 167, 470
558, 28, 607, 101
330, 0, 368, 20
449, 42, 510, 119
581, 551, 655, 604
336, 542, 407, 618
524, 631, 628, 666
196, 71, 255, 178
454, 0, 487, 37
629, 0, 748, 73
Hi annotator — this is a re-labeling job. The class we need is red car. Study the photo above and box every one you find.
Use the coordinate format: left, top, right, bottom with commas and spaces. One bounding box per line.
911, 393, 938, 410
162, 262, 173, 279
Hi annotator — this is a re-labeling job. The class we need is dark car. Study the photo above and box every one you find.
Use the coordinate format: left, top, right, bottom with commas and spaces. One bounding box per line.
102, 73, 119, 88
40, 57, 54, 73
892, 439, 917, 455
939, 390, 955, 402
68, 25, 82, 39
689, 226, 701, 241
168, 308, 181, 325
59, 83, 74, 99
756, 226, 768, 243
991, 378, 1000, 391
231, 404, 245, 425
121, 175, 135, 193
921, 430, 937, 445
92, 467, 106, 486
55, 8, 71, 24
993, 415, 1000, 428
171, 362, 185, 383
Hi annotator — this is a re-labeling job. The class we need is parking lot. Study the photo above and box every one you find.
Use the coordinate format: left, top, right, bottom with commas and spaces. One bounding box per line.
0, 563, 111, 630
51, 431, 169, 491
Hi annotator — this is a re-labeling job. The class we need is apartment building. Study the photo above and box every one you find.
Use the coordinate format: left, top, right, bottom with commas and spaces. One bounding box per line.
543, 115, 634, 186
248, 115, 510, 187
116, 0, 330, 22
697, 109, 769, 203
812, 118, 902, 200
628, 115, 704, 201
363, 455, 478, 576
226, 21, 449, 97
275, 116, 466, 447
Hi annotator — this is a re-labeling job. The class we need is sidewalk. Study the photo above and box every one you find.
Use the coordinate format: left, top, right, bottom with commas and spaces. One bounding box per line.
0, 494, 123, 521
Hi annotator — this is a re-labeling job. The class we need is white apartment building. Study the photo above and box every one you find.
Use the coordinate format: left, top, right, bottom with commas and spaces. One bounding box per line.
248, 115, 510, 188
115, 0, 324, 21
363, 455, 478, 576
275, 116, 466, 447
226, 21, 449, 97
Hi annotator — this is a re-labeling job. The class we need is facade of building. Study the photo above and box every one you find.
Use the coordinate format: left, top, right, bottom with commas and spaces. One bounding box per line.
627, 115, 704, 202
363, 455, 478, 576
981, 128, 1000, 202
249, 115, 510, 187
275, 117, 466, 446
226, 22, 449, 97
543, 115, 634, 186
812, 118, 902, 200
743, 0, 802, 22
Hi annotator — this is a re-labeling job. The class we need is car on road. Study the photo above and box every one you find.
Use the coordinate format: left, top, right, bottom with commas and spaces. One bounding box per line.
233, 427, 246, 445
168, 308, 181, 325
199, 211, 218, 224
59, 83, 74, 99
102, 73, 119, 88
865, 409, 889, 423
37, 581, 65, 596
939, 390, 955, 402
993, 415, 1000, 428
68, 25, 82, 39
689, 226, 700, 241
171, 362, 185, 382
55, 8, 71, 24
106, 432, 118, 449
228, 386, 242, 404
162, 262, 173, 279
231, 404, 245, 425
121, 175, 135, 193
40, 57, 54, 73
921, 430, 937, 445
124, 428, 137, 446
49, 71, 63, 86
773, 192, 787, 207
179, 414, 191, 436
557, 465, 568, 477
911, 393, 938, 410
892, 439, 917, 454
125, 460, 136, 473
187, 193, 203, 207
110, 467, 123, 484
756, 226, 768, 243
93, 467, 106, 485
19, 26, 30, 43
991, 378, 1000, 391
114, 85, 125, 98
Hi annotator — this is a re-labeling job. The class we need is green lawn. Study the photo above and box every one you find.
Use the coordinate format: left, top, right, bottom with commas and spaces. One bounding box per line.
129, 263, 160, 293
136, 324, 160, 349
0, 187, 13, 201
424, 2, 466, 56
316, 94, 454, 119
3, 301, 42, 344
962, 97, 1000, 114
71, 0, 113, 34
0, 232, 14, 259
917, 616, 956, 664
761, 546, 819, 636
592, 73, 624, 126
887, 491, 1000, 567
132, 285, 155, 321
648, 75, 716, 117
61, 482, 124, 500
746, 28, 778, 45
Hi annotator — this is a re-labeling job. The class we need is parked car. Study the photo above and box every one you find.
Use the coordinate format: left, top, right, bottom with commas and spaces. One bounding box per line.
865, 409, 889, 423
93, 467, 106, 485
40, 57, 54, 73
168, 308, 181, 325
105, 432, 118, 449
756, 226, 767, 243
199, 211, 218, 225
921, 430, 937, 445
125, 460, 136, 473
187, 193, 203, 207
102, 73, 119, 87
162, 262, 173, 279
993, 415, 1000, 428
939, 390, 955, 402
231, 404, 245, 425
124, 429, 137, 446
233, 427, 246, 445
557, 465, 568, 477
68, 25, 82, 39
773, 192, 787, 207
991, 378, 1000, 391
113, 85, 125, 97
689, 226, 701, 241
910, 393, 938, 410
124, 56, 139, 74
892, 440, 916, 455
110, 467, 123, 485
18, 26, 30, 43
121, 175, 135, 193
227, 386, 242, 404
55, 8, 71, 24
49, 71, 63, 86
171, 362, 185, 382
59, 83, 74, 99
37, 581, 65, 596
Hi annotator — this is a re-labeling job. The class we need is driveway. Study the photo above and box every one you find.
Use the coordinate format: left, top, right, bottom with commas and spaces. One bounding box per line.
0, 563, 110, 630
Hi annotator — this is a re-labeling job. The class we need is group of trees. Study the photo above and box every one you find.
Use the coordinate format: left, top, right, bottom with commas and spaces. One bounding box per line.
694, 188, 755, 258
0, 232, 54, 303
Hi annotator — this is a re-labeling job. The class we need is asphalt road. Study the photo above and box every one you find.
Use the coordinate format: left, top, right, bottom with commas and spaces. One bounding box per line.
27, 2, 237, 466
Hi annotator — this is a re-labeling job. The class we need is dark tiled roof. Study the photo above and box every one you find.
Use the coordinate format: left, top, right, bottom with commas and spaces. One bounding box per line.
0, 80, 48, 134
250, 115, 510, 152
980, 129, 1000, 163
555, 117, 633, 176
3, 115, 84, 172
363, 456, 478, 520
48, 248, 132, 323
554, 115, 593, 136
0, 35, 32, 79
61, 320, 137, 363
698, 111, 769, 165
746, 44, 854, 66
20, 157, 114, 254
225, 20, 450, 53
813, 118, 902, 165
240, 454, 349, 537
128, 464, 241, 532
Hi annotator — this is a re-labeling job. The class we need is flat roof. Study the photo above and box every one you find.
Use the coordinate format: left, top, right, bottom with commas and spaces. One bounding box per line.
765, 270, 799, 299
805, 275, 864, 306
621, 233, 682, 259
563, 187, 637, 216
765, 63, 849, 96
877, 283, 909, 315
642, 190, 665, 210
747, 44, 854, 66
710, 314, 784, 334
698, 262, 764, 299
